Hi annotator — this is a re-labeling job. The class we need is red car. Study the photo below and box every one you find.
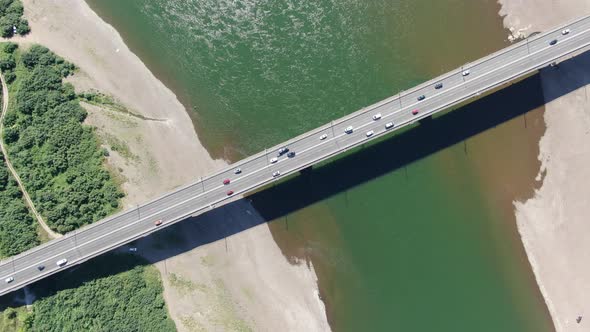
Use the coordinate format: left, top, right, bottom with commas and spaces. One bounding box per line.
223, 179, 230, 185
226, 190, 234, 196
412, 109, 419, 115
154, 219, 162, 226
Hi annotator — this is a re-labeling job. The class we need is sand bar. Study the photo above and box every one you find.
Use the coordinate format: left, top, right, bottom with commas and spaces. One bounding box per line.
498, 1, 590, 331
18, 0, 331, 330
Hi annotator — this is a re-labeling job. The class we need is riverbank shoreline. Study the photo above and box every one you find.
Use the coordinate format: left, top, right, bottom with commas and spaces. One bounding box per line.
498, 1, 590, 331
17, 0, 331, 330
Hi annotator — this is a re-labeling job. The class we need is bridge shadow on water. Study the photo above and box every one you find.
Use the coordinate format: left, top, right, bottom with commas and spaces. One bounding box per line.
3, 50, 590, 307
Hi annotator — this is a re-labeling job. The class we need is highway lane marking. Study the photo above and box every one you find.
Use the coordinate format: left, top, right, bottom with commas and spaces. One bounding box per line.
2, 22, 590, 286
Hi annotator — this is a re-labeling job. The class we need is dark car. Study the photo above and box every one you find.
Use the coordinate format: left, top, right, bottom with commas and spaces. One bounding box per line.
277, 147, 289, 156
417, 95, 425, 101
287, 151, 296, 158
37, 265, 45, 271
434, 83, 443, 89
549, 39, 557, 45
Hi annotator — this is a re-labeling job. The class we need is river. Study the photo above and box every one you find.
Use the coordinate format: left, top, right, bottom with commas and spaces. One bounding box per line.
86, 0, 554, 330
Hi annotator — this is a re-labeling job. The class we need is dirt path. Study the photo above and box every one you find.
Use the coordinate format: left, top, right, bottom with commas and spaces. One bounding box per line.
0, 70, 61, 240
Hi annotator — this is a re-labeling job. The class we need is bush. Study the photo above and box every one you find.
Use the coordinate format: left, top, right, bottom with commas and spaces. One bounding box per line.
3, 42, 16, 53
0, 154, 38, 257
28, 255, 176, 332
4, 44, 124, 232
0, 0, 29, 37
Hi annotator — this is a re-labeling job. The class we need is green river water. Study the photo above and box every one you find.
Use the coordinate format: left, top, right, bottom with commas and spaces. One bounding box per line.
86, 0, 554, 331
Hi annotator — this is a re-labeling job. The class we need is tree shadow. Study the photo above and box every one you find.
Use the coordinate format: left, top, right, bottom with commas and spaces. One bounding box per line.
2, 49, 590, 307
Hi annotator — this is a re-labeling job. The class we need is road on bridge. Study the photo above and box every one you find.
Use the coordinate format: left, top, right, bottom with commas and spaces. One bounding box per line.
0, 15, 589, 296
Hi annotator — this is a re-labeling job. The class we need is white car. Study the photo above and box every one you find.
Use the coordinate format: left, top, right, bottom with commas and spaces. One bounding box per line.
345, 126, 353, 134
462, 69, 470, 76
366, 130, 374, 137
129, 247, 138, 252
234, 168, 242, 174
319, 134, 328, 140
272, 171, 281, 177
372, 113, 382, 120
270, 157, 278, 164
562, 28, 570, 35
4, 276, 13, 283
56, 258, 68, 267
385, 122, 394, 129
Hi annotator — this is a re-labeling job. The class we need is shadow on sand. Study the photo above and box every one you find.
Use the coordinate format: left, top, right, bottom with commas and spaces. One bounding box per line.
3, 50, 590, 308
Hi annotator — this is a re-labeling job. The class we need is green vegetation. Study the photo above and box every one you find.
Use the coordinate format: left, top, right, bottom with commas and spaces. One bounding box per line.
0, 305, 27, 332
25, 254, 176, 332
78, 91, 128, 113
1, 44, 123, 233
0, 0, 29, 38
0, 152, 39, 257
79, 90, 162, 121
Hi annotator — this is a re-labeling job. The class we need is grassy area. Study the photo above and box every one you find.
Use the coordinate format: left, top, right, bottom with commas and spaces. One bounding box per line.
0, 43, 124, 233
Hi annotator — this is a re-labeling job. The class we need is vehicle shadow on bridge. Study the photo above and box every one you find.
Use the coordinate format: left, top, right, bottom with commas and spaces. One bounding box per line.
3, 51, 590, 308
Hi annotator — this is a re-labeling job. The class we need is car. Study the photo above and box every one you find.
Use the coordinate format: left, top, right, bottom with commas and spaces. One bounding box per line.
345, 126, 353, 134
385, 122, 394, 129
562, 29, 570, 35
273, 171, 281, 177
319, 134, 328, 140
412, 109, 419, 115
56, 258, 68, 267
549, 39, 557, 45
372, 113, 382, 120
277, 147, 289, 155
234, 168, 242, 174
226, 190, 234, 196
287, 151, 296, 158
435, 83, 443, 89
417, 95, 425, 101
462, 69, 470, 76
37, 265, 45, 271
154, 219, 163, 226
129, 247, 138, 252
270, 157, 278, 164
223, 178, 230, 185
4, 276, 13, 283
366, 130, 374, 137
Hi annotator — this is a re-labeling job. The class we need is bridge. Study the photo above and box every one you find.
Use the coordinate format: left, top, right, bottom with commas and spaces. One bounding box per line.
1, 15, 590, 296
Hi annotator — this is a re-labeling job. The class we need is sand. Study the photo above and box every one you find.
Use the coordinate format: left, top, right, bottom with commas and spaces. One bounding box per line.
498, 1, 590, 331
19, 0, 331, 330
499, 1, 590, 41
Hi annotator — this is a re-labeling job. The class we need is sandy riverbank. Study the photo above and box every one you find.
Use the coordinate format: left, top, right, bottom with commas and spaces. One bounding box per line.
498, 2, 590, 331
19, 0, 331, 330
